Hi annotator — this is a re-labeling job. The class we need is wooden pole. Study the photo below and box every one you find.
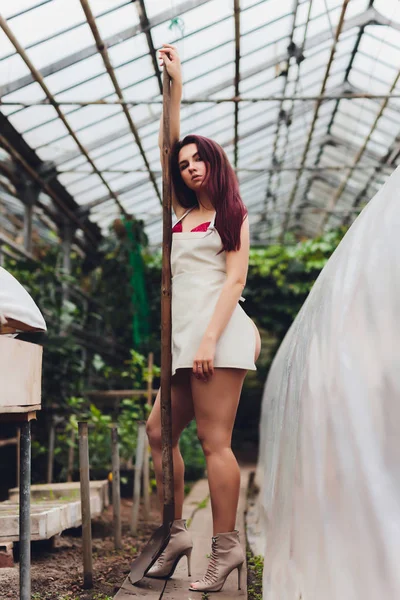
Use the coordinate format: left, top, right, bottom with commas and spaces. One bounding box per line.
78, 422, 93, 589
160, 66, 175, 529
111, 426, 122, 550
143, 352, 153, 520
131, 421, 146, 535
67, 428, 75, 483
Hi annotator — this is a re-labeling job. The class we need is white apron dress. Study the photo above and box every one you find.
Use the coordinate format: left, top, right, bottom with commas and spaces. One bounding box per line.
171, 208, 257, 376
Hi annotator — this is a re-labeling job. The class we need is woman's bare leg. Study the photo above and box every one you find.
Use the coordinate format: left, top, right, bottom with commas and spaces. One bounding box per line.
146, 369, 194, 520
191, 368, 247, 535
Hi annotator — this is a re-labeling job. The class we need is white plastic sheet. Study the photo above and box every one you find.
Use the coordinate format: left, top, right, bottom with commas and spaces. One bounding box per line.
256, 166, 400, 600
0, 266, 46, 331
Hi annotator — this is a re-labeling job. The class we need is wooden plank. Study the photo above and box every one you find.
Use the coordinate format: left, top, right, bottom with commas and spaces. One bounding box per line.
8, 480, 108, 502
162, 471, 250, 599
0, 494, 103, 542
161, 484, 211, 599
113, 479, 209, 599
0, 337, 42, 411
114, 576, 166, 598
208, 471, 249, 599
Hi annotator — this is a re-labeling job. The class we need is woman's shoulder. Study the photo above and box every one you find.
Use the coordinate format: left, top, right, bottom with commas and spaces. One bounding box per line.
173, 205, 187, 219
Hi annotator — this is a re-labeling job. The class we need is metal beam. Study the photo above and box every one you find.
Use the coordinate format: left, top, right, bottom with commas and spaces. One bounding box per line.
0, 4, 389, 103
136, 0, 163, 95
262, 0, 302, 226
279, 0, 351, 241
293, 16, 368, 228
0, 112, 101, 249
77, 84, 358, 212
0, 0, 213, 97
233, 0, 241, 169
59, 164, 393, 174
319, 66, 400, 232
0, 134, 98, 246
0, 15, 127, 216
6, 0, 53, 20
4, 92, 400, 107
168, 7, 394, 102
79, 0, 161, 205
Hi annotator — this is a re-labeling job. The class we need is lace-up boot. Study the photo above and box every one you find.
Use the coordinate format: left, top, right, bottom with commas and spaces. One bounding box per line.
146, 519, 193, 579
189, 530, 245, 592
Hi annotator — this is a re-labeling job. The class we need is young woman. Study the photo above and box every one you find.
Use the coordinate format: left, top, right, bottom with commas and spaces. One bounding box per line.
145, 43, 261, 593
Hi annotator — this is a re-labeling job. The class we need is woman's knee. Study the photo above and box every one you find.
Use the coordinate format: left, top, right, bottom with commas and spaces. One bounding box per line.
146, 419, 162, 450
197, 428, 230, 457
146, 419, 182, 449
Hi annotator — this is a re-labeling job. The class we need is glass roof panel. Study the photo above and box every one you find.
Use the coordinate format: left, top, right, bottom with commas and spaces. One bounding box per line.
0, 0, 399, 248
94, 2, 138, 38
7, 0, 85, 48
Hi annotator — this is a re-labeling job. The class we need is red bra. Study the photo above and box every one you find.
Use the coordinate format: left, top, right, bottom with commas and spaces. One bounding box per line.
172, 220, 211, 233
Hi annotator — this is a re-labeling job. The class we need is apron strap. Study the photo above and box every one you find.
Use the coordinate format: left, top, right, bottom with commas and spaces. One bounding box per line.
209, 212, 217, 229
173, 206, 195, 227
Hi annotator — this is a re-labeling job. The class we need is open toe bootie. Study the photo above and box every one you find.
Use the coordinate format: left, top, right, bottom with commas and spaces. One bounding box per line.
146, 519, 193, 579
189, 529, 245, 593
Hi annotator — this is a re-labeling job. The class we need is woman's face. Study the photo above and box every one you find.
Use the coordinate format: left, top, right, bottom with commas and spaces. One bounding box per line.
178, 143, 207, 191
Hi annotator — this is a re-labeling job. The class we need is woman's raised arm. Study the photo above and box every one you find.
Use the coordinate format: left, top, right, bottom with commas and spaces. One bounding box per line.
158, 44, 184, 217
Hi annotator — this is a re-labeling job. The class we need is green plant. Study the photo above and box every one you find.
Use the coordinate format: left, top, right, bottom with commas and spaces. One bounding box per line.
179, 421, 206, 480
197, 496, 209, 510
247, 550, 264, 600
246, 227, 348, 344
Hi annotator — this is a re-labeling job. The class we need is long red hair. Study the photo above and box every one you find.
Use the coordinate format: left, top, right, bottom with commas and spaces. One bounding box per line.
170, 135, 247, 252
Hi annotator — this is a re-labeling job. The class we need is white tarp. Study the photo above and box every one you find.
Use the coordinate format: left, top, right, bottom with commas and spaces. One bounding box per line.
0, 267, 46, 331
256, 166, 400, 600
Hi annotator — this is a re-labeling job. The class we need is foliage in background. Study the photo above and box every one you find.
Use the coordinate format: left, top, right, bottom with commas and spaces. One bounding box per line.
3, 232, 205, 483
4, 222, 347, 477
5, 247, 91, 405
245, 227, 348, 347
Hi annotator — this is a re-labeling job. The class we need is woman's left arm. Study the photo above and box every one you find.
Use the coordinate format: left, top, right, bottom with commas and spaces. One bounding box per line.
192, 217, 250, 381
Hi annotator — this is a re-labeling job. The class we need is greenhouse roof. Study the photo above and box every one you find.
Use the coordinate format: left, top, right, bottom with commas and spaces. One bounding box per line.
0, 0, 400, 252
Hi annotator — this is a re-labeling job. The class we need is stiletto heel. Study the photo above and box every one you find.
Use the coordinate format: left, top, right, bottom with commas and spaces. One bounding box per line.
237, 562, 243, 590
189, 530, 245, 593
186, 548, 192, 577
146, 519, 193, 579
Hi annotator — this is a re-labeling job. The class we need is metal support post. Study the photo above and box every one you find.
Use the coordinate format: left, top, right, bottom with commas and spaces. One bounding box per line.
19, 421, 31, 600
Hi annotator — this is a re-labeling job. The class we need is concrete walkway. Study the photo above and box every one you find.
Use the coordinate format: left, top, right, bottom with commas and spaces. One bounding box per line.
115, 467, 251, 599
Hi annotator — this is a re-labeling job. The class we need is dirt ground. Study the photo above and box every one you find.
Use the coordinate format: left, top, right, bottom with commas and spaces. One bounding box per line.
0, 496, 161, 600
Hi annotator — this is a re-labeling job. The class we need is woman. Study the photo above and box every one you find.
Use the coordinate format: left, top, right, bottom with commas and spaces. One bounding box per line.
145, 43, 261, 593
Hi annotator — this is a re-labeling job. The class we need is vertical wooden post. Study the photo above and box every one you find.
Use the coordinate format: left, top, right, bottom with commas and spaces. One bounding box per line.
111, 426, 122, 550
78, 422, 93, 589
47, 418, 55, 484
160, 66, 175, 529
67, 428, 75, 483
143, 352, 153, 520
131, 422, 146, 535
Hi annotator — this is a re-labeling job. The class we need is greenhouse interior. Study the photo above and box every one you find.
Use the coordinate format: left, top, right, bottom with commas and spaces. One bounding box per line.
0, 0, 399, 599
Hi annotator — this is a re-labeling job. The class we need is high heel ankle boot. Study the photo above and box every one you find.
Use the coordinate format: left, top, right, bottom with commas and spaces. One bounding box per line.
146, 519, 193, 579
189, 530, 245, 593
